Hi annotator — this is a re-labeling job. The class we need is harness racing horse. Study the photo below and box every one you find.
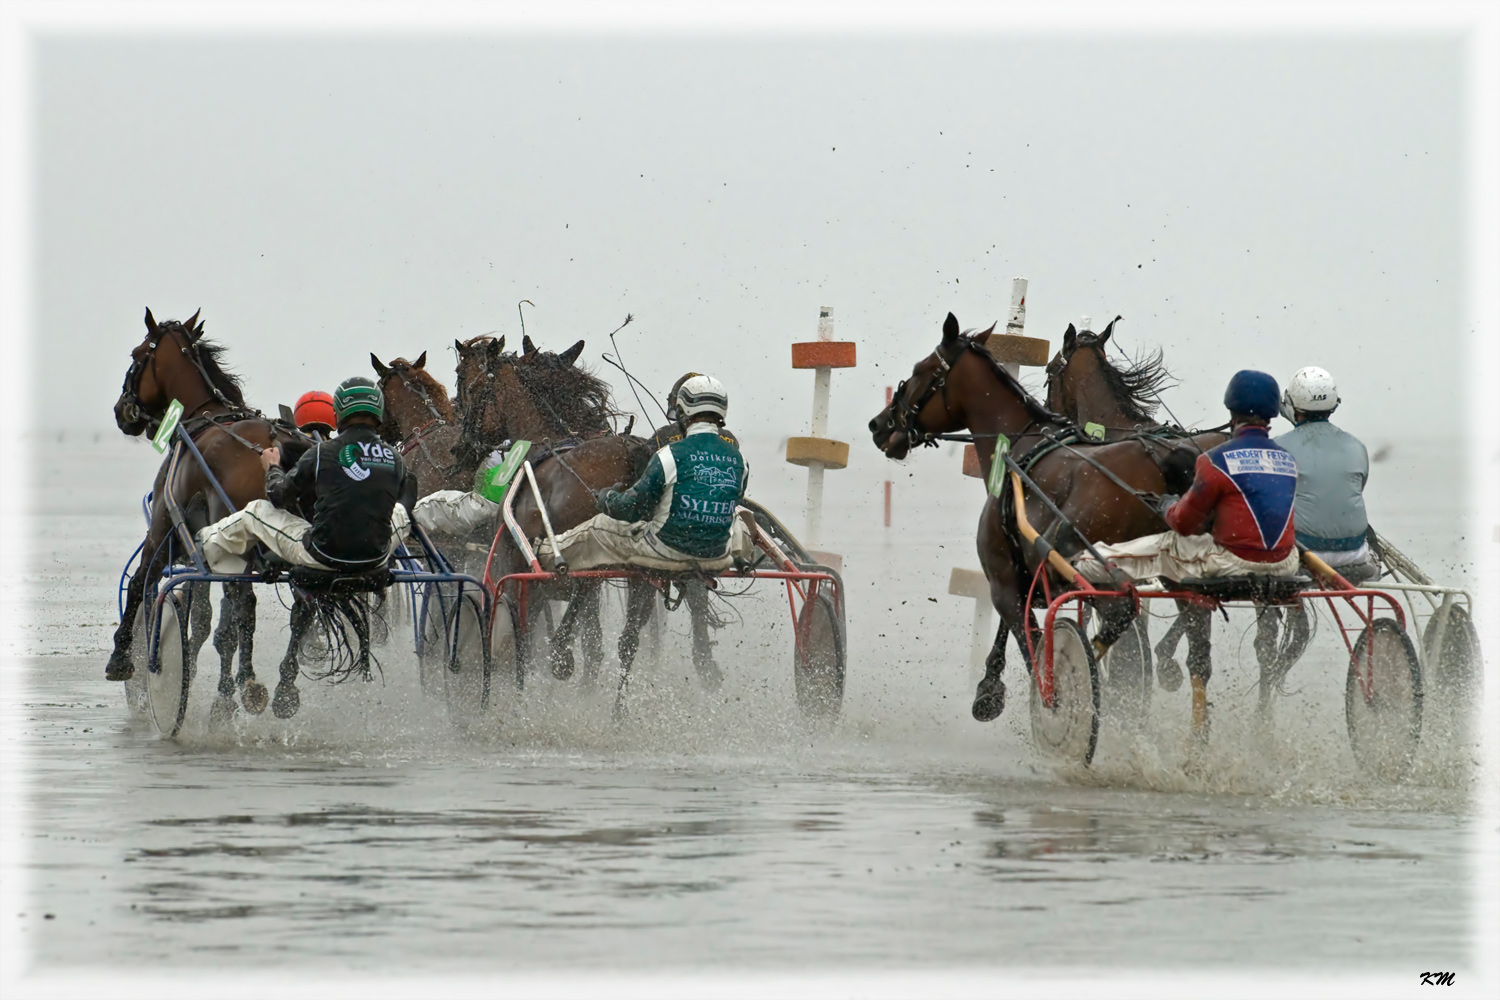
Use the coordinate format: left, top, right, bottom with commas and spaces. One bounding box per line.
1044, 322, 1304, 714
869, 312, 1228, 746
469, 340, 660, 704
110, 309, 308, 718
372, 351, 467, 495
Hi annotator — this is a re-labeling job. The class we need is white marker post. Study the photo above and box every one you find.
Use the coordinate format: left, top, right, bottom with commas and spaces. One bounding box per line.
786, 307, 856, 563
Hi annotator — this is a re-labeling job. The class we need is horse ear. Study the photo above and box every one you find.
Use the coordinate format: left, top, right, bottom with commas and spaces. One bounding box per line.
522, 334, 536, 355
183, 308, 201, 337
942, 312, 960, 344
1099, 315, 1121, 344
454, 338, 464, 354
495, 335, 505, 352
1063, 324, 1077, 351
974, 322, 996, 345
144, 307, 157, 334
558, 340, 584, 365
414, 350, 427, 369
371, 353, 391, 378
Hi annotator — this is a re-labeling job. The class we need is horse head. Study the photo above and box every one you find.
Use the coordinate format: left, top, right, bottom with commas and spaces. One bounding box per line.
115, 307, 221, 435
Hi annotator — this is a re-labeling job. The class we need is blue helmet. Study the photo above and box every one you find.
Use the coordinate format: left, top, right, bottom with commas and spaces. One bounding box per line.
1223, 370, 1280, 420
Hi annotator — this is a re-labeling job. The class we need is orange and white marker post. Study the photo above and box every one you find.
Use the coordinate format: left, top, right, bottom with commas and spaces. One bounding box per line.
786, 307, 856, 562
954, 278, 1052, 670
960, 278, 1051, 479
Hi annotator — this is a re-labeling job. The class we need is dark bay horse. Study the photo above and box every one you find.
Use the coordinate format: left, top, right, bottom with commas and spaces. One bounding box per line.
869, 313, 1224, 744
1045, 323, 1302, 713
371, 351, 467, 495
466, 339, 658, 702
110, 309, 305, 717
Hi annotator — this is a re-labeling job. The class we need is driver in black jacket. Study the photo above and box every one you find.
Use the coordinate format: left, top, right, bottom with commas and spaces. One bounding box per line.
197, 377, 417, 573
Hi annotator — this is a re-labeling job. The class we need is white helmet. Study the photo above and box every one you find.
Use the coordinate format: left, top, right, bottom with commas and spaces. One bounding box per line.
676, 374, 729, 422
1280, 366, 1340, 422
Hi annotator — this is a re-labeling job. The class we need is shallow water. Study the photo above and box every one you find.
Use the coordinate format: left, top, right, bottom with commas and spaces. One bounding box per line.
3, 433, 1486, 976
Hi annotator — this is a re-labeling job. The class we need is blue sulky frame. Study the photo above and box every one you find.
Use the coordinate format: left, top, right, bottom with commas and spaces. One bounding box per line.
119, 422, 490, 730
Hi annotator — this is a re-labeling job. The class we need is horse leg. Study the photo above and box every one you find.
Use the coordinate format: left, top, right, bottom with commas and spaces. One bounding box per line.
227, 583, 268, 714
1153, 613, 1189, 692
614, 580, 657, 720
577, 582, 604, 687
273, 597, 313, 719
1181, 604, 1214, 747
972, 619, 1010, 721
188, 581, 213, 672
683, 582, 722, 692
107, 546, 163, 681
549, 585, 583, 680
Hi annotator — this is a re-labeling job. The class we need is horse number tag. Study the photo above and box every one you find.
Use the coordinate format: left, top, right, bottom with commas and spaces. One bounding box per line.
985, 435, 1012, 498
151, 399, 184, 453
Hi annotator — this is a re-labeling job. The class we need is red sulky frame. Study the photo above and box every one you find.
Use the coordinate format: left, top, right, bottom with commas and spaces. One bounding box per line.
1024, 560, 1407, 711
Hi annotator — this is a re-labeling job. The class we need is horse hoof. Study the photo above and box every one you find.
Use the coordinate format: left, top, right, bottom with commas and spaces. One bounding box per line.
971, 679, 1006, 722
272, 683, 300, 720
550, 647, 575, 681
105, 651, 135, 682
695, 659, 724, 693
209, 695, 238, 727
1157, 656, 1184, 692
241, 679, 269, 716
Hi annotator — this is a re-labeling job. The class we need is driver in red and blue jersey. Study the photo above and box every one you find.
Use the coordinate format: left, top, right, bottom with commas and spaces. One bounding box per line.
1075, 370, 1301, 584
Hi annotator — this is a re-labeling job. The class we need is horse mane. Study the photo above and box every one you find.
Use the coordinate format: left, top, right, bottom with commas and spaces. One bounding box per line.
510, 352, 619, 437
1079, 332, 1173, 423
964, 334, 1067, 428
170, 325, 247, 408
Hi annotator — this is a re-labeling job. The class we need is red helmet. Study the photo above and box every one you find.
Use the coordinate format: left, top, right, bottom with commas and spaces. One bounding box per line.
293, 390, 337, 432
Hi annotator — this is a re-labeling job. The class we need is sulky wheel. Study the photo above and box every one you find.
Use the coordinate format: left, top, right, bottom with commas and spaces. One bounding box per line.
1423, 604, 1482, 701
1345, 618, 1423, 781
1029, 618, 1101, 766
794, 589, 845, 719
146, 592, 192, 738
416, 582, 448, 698
1101, 615, 1152, 726
489, 594, 523, 695
443, 591, 491, 729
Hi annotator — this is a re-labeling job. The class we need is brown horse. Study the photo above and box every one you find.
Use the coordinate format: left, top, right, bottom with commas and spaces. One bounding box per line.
469, 339, 657, 701
110, 309, 302, 718
1045, 324, 1304, 712
371, 351, 467, 495
869, 313, 1224, 744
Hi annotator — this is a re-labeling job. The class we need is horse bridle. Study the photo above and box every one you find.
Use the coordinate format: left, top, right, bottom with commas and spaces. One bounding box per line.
119, 324, 238, 431
883, 337, 971, 449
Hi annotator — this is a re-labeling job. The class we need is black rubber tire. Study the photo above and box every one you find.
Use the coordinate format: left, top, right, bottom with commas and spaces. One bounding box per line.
444, 592, 491, 729
1346, 618, 1423, 781
1029, 618, 1101, 766
794, 590, 845, 719
146, 594, 192, 739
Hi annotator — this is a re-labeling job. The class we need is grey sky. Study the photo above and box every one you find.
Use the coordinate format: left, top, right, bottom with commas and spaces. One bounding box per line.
33, 34, 1464, 446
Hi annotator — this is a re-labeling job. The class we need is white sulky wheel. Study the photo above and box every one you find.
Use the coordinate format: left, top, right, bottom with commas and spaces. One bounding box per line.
489, 594, 522, 697
146, 593, 192, 739
794, 589, 845, 719
1346, 618, 1423, 781
124, 605, 150, 718
444, 592, 491, 729
1030, 617, 1100, 766
1423, 605, 1482, 701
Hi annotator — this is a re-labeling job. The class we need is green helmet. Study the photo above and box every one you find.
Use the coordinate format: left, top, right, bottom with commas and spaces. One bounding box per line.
334, 377, 384, 423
